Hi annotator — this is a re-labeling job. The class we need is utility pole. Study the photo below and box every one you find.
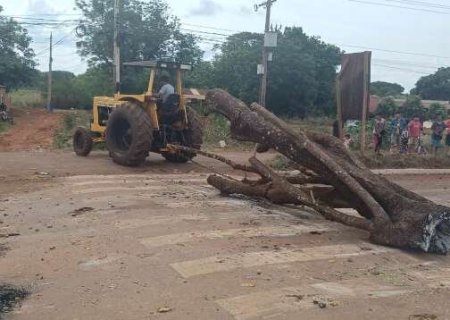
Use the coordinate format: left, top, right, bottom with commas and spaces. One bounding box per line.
255, 0, 277, 107
47, 32, 53, 112
113, 0, 121, 93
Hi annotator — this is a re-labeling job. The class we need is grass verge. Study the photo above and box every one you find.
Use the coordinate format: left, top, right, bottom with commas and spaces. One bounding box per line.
0, 122, 11, 135
54, 110, 90, 149
9, 89, 43, 108
267, 151, 450, 170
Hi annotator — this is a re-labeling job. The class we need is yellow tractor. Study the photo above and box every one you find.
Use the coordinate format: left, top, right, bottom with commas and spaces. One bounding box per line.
73, 61, 203, 166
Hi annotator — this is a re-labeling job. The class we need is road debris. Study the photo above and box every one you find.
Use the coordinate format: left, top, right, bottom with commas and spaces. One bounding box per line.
70, 207, 94, 217
0, 233, 20, 238
240, 282, 256, 287
409, 315, 438, 320
157, 306, 173, 313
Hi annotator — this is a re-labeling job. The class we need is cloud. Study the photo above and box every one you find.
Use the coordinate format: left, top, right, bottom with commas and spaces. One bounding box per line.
27, 0, 57, 15
239, 5, 253, 15
189, 0, 222, 16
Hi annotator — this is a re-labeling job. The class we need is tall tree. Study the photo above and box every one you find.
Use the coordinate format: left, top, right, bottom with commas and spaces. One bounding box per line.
370, 81, 404, 97
75, 0, 202, 65
205, 28, 341, 118
185, 61, 215, 89
399, 95, 425, 119
414, 67, 450, 101
0, 6, 36, 89
211, 32, 262, 105
75, 0, 203, 93
71, 66, 113, 108
376, 97, 397, 117
427, 102, 447, 120
268, 28, 341, 117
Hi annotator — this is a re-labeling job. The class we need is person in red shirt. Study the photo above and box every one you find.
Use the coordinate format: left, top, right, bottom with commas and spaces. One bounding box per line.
408, 117, 422, 153
445, 118, 450, 156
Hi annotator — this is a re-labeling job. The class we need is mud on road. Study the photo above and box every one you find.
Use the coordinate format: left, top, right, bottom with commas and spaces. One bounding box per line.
1, 150, 450, 320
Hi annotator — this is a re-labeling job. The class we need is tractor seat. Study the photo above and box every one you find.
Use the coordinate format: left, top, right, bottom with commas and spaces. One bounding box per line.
163, 94, 180, 111
158, 94, 182, 124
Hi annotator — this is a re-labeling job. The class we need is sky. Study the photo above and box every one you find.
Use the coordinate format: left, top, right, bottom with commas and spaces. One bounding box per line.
1, 0, 450, 91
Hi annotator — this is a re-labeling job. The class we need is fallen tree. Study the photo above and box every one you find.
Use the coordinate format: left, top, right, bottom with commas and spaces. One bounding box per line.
199, 89, 450, 254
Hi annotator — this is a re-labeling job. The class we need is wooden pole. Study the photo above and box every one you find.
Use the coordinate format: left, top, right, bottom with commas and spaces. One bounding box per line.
360, 52, 370, 153
258, 0, 276, 107
47, 32, 53, 112
113, 0, 121, 93
336, 76, 343, 139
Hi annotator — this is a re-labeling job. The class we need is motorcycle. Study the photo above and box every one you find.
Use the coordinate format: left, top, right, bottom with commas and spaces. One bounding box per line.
0, 103, 13, 125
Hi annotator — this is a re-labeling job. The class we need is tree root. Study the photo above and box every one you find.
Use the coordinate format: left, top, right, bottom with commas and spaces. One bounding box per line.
199, 89, 450, 254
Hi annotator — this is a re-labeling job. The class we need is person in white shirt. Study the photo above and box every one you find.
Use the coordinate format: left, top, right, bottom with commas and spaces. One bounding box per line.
157, 75, 175, 104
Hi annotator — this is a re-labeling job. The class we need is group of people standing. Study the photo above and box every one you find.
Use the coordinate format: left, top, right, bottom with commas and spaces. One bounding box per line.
372, 113, 450, 156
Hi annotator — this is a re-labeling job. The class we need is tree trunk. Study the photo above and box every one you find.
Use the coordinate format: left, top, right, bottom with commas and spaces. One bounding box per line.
204, 89, 450, 254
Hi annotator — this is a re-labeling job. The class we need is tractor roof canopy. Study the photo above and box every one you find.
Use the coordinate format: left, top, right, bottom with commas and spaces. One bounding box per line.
123, 60, 192, 71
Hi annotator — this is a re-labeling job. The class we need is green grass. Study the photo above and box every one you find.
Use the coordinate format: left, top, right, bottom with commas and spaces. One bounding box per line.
0, 121, 12, 134
201, 114, 254, 150
267, 154, 294, 170
360, 152, 450, 169
285, 117, 334, 135
9, 89, 43, 108
54, 110, 91, 149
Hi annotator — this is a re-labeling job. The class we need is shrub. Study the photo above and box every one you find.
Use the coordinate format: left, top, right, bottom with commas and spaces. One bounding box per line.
427, 103, 447, 120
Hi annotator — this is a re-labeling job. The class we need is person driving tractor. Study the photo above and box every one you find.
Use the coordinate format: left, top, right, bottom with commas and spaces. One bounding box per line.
157, 74, 175, 106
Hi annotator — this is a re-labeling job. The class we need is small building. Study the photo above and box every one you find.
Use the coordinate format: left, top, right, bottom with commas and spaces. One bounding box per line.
370, 95, 450, 116
394, 98, 450, 111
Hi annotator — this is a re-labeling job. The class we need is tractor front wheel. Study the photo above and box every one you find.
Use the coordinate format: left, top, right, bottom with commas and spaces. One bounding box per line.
106, 102, 153, 167
73, 127, 93, 156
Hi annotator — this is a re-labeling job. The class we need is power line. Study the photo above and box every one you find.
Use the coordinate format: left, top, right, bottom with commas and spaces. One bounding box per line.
7, 13, 81, 17
181, 28, 230, 37
380, 0, 450, 10
348, 0, 450, 14
34, 28, 77, 56
13, 12, 448, 76
338, 43, 450, 60
181, 22, 241, 33
372, 63, 432, 74
5, 16, 80, 22
373, 58, 447, 69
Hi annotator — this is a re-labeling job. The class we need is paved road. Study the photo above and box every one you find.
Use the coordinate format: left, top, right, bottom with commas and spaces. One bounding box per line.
1, 166, 450, 320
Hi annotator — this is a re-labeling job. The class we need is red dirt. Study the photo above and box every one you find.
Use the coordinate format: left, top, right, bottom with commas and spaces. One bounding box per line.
0, 108, 63, 151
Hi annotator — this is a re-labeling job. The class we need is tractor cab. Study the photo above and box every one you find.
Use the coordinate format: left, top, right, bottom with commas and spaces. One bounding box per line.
122, 61, 191, 123
73, 60, 203, 167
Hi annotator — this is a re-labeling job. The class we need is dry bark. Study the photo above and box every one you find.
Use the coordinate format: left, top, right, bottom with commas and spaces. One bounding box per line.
203, 89, 450, 254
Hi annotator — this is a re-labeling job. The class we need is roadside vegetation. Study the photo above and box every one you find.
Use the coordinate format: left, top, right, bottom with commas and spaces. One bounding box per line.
53, 111, 90, 149
2, 1, 450, 167
9, 90, 43, 109
0, 121, 11, 134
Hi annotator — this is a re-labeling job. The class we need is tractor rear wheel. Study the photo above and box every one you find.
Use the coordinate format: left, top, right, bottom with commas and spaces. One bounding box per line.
106, 102, 153, 167
73, 127, 93, 156
162, 107, 203, 163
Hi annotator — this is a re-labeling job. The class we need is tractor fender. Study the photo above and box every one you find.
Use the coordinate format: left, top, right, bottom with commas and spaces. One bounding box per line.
117, 97, 159, 129
117, 97, 143, 106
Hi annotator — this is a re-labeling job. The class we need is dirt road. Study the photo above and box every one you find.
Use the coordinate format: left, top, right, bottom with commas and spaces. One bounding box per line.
1, 150, 450, 320
0, 109, 63, 152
